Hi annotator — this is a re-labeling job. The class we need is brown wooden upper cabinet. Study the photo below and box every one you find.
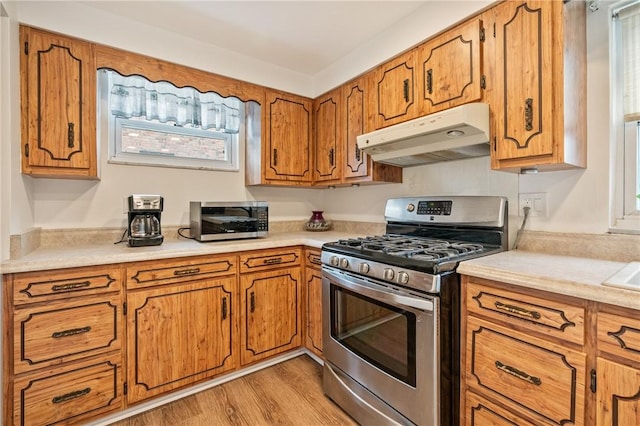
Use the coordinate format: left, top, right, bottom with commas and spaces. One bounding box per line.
491, 0, 586, 172
370, 49, 420, 129
341, 76, 402, 186
251, 89, 313, 186
417, 18, 484, 114
20, 26, 98, 179
313, 88, 342, 184
311, 77, 402, 187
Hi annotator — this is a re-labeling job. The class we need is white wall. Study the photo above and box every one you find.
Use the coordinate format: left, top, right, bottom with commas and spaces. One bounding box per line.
1, 1, 621, 237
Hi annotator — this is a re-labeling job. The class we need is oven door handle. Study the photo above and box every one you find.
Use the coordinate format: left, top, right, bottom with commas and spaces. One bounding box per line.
323, 268, 434, 312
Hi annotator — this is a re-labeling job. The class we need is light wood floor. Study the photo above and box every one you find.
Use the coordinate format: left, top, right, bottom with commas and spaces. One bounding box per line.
111, 355, 358, 426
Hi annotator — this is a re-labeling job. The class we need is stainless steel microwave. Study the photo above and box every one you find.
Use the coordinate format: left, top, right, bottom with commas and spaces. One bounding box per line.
190, 201, 268, 241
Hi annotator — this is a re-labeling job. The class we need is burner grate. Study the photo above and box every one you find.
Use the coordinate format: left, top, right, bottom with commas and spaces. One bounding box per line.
333, 234, 487, 263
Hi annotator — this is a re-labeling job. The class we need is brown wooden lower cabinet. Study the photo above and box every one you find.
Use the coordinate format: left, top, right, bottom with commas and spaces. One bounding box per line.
304, 248, 323, 357
13, 354, 122, 426
461, 275, 640, 426
465, 391, 538, 426
465, 316, 586, 425
4, 266, 125, 426
126, 277, 237, 404
596, 306, 640, 426
240, 265, 302, 365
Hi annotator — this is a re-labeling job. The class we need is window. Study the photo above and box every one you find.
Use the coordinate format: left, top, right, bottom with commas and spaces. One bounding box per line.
612, 0, 640, 233
99, 69, 246, 171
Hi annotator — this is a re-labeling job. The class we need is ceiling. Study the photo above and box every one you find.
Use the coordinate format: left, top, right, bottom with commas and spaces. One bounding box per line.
79, 1, 430, 76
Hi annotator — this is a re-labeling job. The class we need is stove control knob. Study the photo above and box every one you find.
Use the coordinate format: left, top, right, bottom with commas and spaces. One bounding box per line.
330, 256, 339, 267
398, 271, 410, 284
407, 203, 415, 212
359, 263, 370, 274
383, 268, 395, 281
339, 258, 349, 268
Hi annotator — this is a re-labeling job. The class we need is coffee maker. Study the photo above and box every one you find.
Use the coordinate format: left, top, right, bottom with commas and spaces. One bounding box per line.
127, 194, 164, 247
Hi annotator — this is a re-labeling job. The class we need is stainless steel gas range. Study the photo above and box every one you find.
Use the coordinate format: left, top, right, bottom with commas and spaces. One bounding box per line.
321, 196, 508, 426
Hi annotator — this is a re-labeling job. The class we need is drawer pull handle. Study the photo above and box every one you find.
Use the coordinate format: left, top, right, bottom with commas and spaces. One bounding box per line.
52, 387, 91, 404
51, 281, 91, 292
52, 326, 92, 339
173, 268, 200, 276
250, 292, 256, 313
310, 255, 321, 264
495, 361, 541, 386
263, 257, 283, 265
494, 301, 541, 320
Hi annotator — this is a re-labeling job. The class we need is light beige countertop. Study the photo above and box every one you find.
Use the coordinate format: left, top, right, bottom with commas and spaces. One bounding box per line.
458, 250, 639, 310
0, 231, 360, 274
4, 228, 639, 311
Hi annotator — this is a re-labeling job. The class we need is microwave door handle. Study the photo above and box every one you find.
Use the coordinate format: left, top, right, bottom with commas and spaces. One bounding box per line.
323, 268, 434, 312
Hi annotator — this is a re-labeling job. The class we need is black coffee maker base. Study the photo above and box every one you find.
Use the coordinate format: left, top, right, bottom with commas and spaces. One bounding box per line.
128, 235, 164, 247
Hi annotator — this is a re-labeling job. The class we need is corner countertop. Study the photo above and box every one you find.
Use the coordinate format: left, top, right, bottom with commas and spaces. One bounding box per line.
458, 250, 639, 310
0, 231, 359, 274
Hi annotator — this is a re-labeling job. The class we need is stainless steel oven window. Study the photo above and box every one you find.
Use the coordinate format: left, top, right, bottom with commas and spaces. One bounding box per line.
330, 284, 417, 386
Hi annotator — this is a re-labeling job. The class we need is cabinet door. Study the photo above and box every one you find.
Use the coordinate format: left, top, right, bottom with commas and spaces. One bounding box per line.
20, 26, 97, 178
493, 1, 554, 161
597, 358, 640, 426
264, 90, 312, 183
314, 88, 342, 183
343, 78, 369, 179
342, 76, 402, 185
371, 50, 420, 129
418, 18, 483, 114
126, 278, 236, 403
305, 266, 323, 357
240, 267, 302, 365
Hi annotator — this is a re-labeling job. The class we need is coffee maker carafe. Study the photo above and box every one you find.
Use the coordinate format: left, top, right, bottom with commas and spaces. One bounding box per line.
127, 194, 164, 247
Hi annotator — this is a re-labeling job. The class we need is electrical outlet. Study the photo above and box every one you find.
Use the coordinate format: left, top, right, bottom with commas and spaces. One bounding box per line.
518, 192, 547, 217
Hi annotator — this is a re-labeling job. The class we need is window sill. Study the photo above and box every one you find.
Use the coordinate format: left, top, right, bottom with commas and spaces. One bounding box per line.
610, 216, 640, 235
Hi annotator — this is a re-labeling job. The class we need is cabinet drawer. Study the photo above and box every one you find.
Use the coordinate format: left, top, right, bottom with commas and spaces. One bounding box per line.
466, 279, 585, 345
305, 248, 322, 268
239, 247, 301, 273
14, 294, 122, 374
127, 255, 236, 289
13, 355, 122, 426
597, 310, 640, 365
466, 316, 586, 426
466, 391, 539, 426
11, 265, 122, 305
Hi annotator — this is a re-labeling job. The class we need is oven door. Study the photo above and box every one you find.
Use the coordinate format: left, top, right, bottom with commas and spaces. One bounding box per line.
322, 265, 439, 426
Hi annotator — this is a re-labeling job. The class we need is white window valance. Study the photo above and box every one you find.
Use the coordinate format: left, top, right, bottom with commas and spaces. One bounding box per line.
107, 70, 241, 133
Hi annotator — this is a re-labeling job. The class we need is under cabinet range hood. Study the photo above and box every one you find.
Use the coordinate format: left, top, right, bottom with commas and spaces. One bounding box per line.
356, 103, 490, 167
